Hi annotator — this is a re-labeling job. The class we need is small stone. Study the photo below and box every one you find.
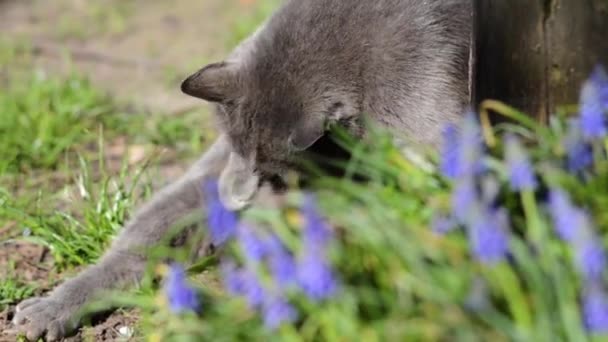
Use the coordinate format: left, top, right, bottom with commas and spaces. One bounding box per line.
117, 326, 133, 338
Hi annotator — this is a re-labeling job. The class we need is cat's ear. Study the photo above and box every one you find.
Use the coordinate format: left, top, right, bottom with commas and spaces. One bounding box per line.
288, 116, 326, 151
181, 62, 239, 103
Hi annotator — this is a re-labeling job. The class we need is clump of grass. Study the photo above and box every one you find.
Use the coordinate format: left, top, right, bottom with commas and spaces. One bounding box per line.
0, 70, 202, 175
0, 68, 210, 271
0, 72, 115, 173
11, 148, 153, 270
0, 262, 38, 310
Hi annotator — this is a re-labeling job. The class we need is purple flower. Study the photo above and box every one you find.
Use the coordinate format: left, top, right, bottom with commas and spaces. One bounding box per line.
583, 284, 608, 333
265, 234, 297, 287
440, 123, 460, 179
468, 208, 510, 265
241, 271, 266, 309
564, 119, 593, 173
548, 189, 580, 242
302, 194, 332, 249
237, 225, 267, 263
456, 111, 485, 177
204, 180, 238, 246
504, 135, 537, 191
221, 262, 265, 309
297, 253, 337, 301
262, 295, 298, 330
164, 263, 200, 314
222, 261, 244, 294
576, 239, 607, 281
451, 176, 478, 224
431, 215, 457, 235
580, 76, 607, 139
590, 65, 608, 108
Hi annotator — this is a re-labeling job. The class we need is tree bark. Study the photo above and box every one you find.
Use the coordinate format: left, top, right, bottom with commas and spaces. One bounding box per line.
474, 0, 608, 122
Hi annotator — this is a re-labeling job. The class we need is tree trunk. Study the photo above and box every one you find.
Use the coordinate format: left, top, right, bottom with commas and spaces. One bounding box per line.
474, 0, 608, 122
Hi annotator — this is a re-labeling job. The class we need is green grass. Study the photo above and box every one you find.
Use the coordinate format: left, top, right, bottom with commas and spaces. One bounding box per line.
0, 262, 38, 311
0, 72, 119, 173
0, 68, 207, 270
6, 150, 153, 269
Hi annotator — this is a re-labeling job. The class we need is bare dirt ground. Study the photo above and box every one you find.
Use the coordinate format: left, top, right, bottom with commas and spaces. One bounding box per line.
0, 0, 256, 340
0, 0, 247, 113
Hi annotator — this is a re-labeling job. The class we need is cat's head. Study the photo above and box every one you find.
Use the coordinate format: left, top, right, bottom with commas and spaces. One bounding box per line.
181, 58, 360, 210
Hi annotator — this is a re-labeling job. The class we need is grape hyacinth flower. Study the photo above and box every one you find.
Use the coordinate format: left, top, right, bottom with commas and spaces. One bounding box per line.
297, 194, 338, 300
204, 180, 238, 246
590, 65, 608, 109
296, 194, 337, 300
221, 261, 244, 295
548, 189, 580, 242
468, 208, 510, 265
580, 73, 608, 139
262, 295, 298, 330
451, 175, 478, 224
302, 194, 333, 249
583, 284, 608, 334
504, 135, 537, 191
548, 188, 606, 279
237, 224, 268, 263
265, 234, 297, 287
297, 253, 338, 301
221, 261, 265, 309
164, 263, 200, 314
576, 238, 607, 282
456, 111, 486, 177
439, 123, 460, 179
431, 215, 457, 235
564, 118, 594, 173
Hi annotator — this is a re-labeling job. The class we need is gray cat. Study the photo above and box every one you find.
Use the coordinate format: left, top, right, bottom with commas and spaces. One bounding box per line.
12, 0, 472, 340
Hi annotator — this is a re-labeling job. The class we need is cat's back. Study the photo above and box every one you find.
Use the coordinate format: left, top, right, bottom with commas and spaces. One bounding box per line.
258, 0, 472, 145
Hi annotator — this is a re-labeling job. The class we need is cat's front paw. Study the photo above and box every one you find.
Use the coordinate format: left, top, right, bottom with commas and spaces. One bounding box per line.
12, 296, 79, 341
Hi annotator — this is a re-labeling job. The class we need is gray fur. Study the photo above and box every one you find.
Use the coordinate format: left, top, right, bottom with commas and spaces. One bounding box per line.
12, 135, 232, 340
13, 1, 472, 339
183, 0, 472, 208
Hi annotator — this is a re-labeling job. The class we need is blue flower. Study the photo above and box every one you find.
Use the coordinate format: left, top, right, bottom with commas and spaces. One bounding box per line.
302, 194, 332, 249
297, 253, 337, 301
548, 189, 580, 242
564, 119, 593, 173
203, 180, 238, 246
580, 75, 607, 139
265, 234, 297, 287
504, 135, 537, 191
583, 284, 608, 334
440, 123, 460, 179
221, 261, 244, 294
262, 295, 298, 330
451, 176, 478, 224
221, 262, 265, 309
431, 215, 457, 235
576, 239, 607, 281
590, 65, 608, 108
164, 263, 200, 314
468, 208, 510, 265
237, 225, 268, 263
456, 111, 485, 177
